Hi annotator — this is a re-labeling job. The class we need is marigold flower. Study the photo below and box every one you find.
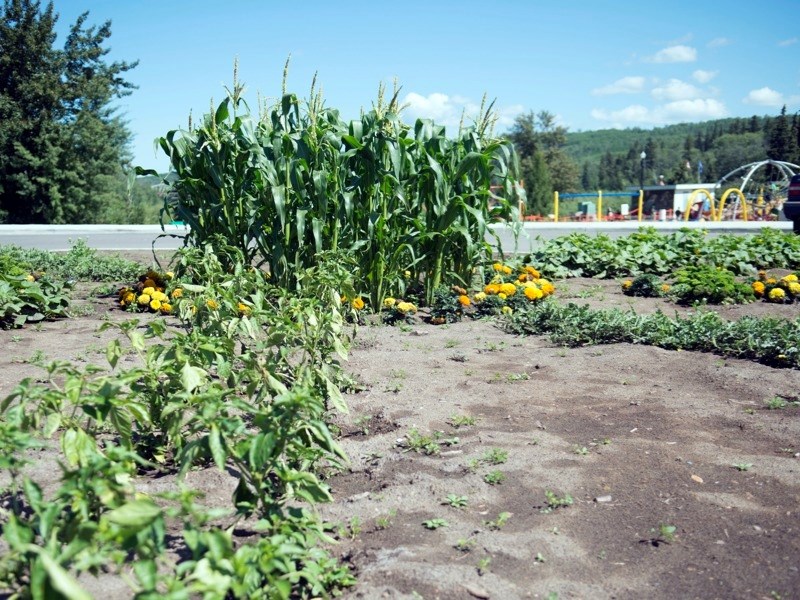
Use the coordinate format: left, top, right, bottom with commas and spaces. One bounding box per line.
785, 274, 799, 282
518, 273, 529, 282
757, 270, 767, 281
404, 270, 411, 279
473, 292, 486, 302
752, 281, 766, 296
661, 284, 671, 293
206, 299, 219, 310
452, 285, 467, 296
540, 280, 555, 296
165, 271, 174, 280
789, 282, 800, 296
396, 301, 416, 314
525, 266, 541, 278
160, 302, 172, 314
524, 286, 542, 301
149, 299, 162, 312
500, 282, 517, 296
351, 297, 365, 310
498, 292, 507, 300
458, 294, 471, 307
122, 291, 135, 305
142, 279, 156, 289
768, 287, 786, 302
237, 302, 251, 315
484, 283, 500, 295
152, 291, 168, 302
501, 306, 513, 315
383, 297, 396, 308
137, 294, 151, 306
766, 278, 778, 285
142, 286, 155, 296
621, 280, 633, 290
502, 265, 512, 275
171, 288, 183, 299
493, 262, 504, 272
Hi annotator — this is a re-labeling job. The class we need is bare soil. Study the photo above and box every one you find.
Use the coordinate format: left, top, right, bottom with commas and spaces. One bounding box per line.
1, 255, 799, 600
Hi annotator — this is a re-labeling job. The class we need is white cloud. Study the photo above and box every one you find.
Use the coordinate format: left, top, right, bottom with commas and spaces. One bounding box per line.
591, 76, 646, 96
659, 99, 727, 121
692, 69, 718, 84
401, 92, 524, 130
647, 45, 697, 63
707, 37, 730, 48
778, 37, 798, 47
743, 87, 784, 106
651, 79, 701, 101
591, 98, 727, 128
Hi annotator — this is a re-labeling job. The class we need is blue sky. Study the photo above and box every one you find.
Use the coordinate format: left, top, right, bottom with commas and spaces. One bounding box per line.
52, 0, 800, 171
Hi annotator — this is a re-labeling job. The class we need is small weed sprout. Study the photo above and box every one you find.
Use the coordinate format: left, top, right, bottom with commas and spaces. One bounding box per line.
482, 448, 509, 465
443, 494, 468, 508
485, 511, 512, 530
455, 538, 476, 552
422, 518, 449, 530
448, 414, 477, 428
483, 470, 505, 485
765, 397, 787, 410
732, 462, 753, 471
476, 556, 492, 575
543, 490, 573, 512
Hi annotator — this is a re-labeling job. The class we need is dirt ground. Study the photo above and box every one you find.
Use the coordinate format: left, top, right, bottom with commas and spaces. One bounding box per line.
1, 254, 799, 600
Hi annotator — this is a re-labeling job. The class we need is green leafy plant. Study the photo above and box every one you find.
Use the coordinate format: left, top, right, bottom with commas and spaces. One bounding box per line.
448, 413, 477, 428
544, 490, 573, 511
484, 511, 512, 530
483, 470, 505, 485
671, 265, 754, 305
443, 494, 468, 508
422, 518, 449, 530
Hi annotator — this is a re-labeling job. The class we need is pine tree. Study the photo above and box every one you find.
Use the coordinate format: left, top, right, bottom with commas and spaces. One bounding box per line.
766, 106, 792, 161
0, 0, 137, 223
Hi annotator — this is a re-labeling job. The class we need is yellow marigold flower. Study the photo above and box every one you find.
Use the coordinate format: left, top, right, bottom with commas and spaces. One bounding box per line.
351, 297, 365, 310
502, 265, 512, 275
396, 301, 416, 314
789, 282, 800, 296
752, 281, 766, 296
237, 302, 251, 315
766, 278, 777, 285
149, 299, 162, 312
493, 262, 504, 272
160, 302, 172, 314
458, 294, 471, 307
137, 294, 151, 306
622, 280, 633, 290
340, 294, 348, 303
769, 287, 786, 302
501, 306, 513, 315
500, 282, 517, 296
383, 297, 396, 308
661, 284, 671, 293
525, 266, 541, 278
518, 273, 529, 282
473, 292, 486, 302
498, 292, 507, 300
206, 299, 219, 310
171, 288, 183, 299
165, 271, 174, 280
484, 283, 500, 295
152, 291, 168, 302
524, 286, 543, 300
540, 280, 555, 296
122, 291, 135, 305
142, 286, 155, 296
785, 274, 798, 282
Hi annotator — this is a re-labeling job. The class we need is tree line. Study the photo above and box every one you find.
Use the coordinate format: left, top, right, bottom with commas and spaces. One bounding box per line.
0, 0, 160, 224
507, 109, 800, 216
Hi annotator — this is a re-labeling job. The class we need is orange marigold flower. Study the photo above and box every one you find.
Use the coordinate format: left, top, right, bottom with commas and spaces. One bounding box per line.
524, 286, 542, 301
500, 282, 517, 296
171, 288, 183, 299
484, 283, 500, 295
752, 281, 765, 296
160, 302, 172, 314
206, 299, 219, 310
351, 297, 365, 310
458, 294, 471, 307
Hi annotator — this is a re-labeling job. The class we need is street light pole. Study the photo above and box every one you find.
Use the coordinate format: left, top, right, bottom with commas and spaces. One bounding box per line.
640, 150, 646, 191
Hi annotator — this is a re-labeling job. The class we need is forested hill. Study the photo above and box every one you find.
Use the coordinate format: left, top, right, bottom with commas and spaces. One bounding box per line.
563, 112, 799, 191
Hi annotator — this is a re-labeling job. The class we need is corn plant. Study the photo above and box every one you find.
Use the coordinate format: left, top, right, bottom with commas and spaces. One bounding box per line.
147, 70, 522, 307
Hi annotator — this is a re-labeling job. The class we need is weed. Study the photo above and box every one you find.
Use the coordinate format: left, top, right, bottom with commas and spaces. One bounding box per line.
482, 448, 508, 465
484, 511, 512, 530
483, 470, 505, 485
534, 552, 546, 563
543, 490, 573, 511
732, 462, 753, 471
507, 372, 530, 382
455, 538, 476, 552
422, 518, 449, 530
337, 516, 362, 540
765, 397, 787, 410
375, 509, 397, 530
443, 494, 468, 508
573, 445, 589, 456
448, 414, 477, 428
10, 335, 21, 343
649, 523, 677, 545
476, 556, 492, 575
482, 341, 506, 352
444, 339, 460, 348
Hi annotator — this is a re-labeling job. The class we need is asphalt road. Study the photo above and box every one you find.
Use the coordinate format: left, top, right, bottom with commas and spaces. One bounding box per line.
0, 221, 792, 253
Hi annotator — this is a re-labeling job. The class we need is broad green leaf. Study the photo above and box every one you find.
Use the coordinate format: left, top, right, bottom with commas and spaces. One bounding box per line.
180, 363, 207, 393
104, 499, 162, 528
36, 552, 92, 600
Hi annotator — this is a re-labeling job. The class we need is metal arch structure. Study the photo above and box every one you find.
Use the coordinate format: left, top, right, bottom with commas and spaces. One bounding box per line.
716, 160, 800, 197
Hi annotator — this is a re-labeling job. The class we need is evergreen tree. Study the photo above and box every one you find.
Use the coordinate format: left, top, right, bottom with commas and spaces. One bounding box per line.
580, 160, 593, 191
0, 0, 137, 223
766, 106, 793, 162
520, 151, 551, 215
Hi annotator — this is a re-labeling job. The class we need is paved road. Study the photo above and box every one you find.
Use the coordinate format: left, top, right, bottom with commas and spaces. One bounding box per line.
0, 221, 792, 253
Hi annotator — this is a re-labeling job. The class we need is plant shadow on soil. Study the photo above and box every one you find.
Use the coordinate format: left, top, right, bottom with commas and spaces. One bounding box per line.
1, 268, 799, 599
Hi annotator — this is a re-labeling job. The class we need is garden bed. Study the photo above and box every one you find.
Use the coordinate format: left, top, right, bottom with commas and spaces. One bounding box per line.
1, 255, 798, 599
